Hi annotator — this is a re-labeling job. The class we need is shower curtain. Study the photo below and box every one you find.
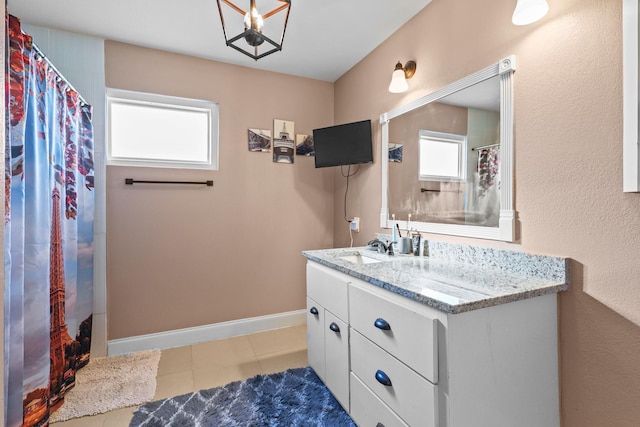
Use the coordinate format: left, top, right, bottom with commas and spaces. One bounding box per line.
5, 15, 95, 427
477, 146, 500, 198
474, 146, 500, 226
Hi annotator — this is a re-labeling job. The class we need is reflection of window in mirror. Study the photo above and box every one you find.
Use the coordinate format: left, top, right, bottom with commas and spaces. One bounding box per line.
418, 130, 467, 182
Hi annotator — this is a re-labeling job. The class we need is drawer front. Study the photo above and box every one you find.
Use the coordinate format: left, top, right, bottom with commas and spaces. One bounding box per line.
325, 311, 350, 411
306, 297, 325, 381
351, 329, 438, 427
307, 262, 349, 321
350, 373, 409, 427
350, 282, 438, 383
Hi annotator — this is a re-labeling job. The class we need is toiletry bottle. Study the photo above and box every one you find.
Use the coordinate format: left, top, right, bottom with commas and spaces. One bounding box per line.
412, 233, 421, 256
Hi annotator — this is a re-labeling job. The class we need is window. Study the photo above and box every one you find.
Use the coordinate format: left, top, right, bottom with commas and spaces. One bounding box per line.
107, 88, 219, 169
418, 130, 466, 182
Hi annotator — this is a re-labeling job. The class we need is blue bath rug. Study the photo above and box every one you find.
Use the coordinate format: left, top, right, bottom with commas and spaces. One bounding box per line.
130, 366, 356, 426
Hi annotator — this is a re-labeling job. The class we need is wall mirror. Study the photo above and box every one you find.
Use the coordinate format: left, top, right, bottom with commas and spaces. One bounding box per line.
380, 56, 516, 241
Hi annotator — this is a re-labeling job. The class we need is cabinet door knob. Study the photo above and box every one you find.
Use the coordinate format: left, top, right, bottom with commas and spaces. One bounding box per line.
329, 322, 341, 333
375, 369, 392, 386
310, 307, 319, 315
374, 318, 391, 331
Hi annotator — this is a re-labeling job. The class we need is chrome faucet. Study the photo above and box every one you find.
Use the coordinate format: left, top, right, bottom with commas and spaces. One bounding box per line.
367, 239, 395, 255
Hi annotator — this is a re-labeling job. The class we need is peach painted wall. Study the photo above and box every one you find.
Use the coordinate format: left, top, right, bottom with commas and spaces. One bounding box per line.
334, 0, 640, 425
104, 41, 334, 339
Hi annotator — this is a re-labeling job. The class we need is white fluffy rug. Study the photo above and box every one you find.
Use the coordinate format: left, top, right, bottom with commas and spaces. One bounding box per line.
50, 349, 161, 423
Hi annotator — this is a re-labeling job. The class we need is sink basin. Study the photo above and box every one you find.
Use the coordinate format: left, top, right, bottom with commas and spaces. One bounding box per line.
337, 253, 382, 265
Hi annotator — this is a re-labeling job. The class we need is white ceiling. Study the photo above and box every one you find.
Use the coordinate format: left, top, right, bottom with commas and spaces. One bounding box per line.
8, 0, 432, 82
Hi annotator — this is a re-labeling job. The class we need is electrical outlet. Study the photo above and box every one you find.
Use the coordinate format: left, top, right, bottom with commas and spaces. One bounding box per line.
350, 217, 360, 232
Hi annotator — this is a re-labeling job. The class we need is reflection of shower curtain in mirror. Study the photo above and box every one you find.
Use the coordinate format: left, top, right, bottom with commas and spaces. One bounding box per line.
477, 146, 500, 197
468, 146, 500, 226
5, 15, 95, 426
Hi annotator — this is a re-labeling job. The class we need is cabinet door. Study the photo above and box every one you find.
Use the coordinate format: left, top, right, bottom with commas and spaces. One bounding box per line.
306, 297, 325, 381
325, 311, 349, 411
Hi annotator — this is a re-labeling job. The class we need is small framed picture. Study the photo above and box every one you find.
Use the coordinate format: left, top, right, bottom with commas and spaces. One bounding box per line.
389, 143, 403, 162
248, 128, 271, 152
273, 119, 295, 164
296, 134, 314, 156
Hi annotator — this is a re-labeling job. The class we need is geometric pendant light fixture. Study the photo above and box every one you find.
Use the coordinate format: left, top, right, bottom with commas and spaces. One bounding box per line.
216, 0, 291, 60
512, 0, 549, 26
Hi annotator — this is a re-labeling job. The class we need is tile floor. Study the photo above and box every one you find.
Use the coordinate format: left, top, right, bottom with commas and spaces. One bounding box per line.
53, 324, 309, 427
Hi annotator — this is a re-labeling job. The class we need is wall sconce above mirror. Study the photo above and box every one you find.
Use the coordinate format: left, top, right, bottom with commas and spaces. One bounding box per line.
380, 56, 516, 242
389, 60, 417, 93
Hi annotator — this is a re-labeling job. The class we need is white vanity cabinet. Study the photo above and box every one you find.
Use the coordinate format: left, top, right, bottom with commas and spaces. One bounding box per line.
305, 262, 350, 410
306, 260, 561, 427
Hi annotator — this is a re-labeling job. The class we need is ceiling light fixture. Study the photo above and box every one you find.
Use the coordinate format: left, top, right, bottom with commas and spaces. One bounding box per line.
216, 0, 291, 61
512, 0, 549, 26
388, 60, 417, 93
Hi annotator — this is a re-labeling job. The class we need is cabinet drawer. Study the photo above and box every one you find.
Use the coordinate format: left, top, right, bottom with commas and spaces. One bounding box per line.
307, 262, 349, 321
350, 282, 438, 383
351, 330, 438, 427
350, 373, 409, 427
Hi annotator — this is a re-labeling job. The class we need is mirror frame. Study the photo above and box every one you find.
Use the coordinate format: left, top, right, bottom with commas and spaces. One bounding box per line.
623, 0, 640, 192
380, 56, 516, 241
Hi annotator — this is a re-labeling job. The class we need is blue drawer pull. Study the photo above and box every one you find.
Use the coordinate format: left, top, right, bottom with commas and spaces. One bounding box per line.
375, 370, 392, 386
374, 318, 391, 331
310, 307, 319, 315
329, 322, 341, 333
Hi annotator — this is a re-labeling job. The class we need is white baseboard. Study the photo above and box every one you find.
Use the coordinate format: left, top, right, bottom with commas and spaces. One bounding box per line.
107, 309, 306, 356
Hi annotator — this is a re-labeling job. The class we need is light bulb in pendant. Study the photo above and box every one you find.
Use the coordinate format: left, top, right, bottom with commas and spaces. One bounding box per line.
243, 1, 264, 46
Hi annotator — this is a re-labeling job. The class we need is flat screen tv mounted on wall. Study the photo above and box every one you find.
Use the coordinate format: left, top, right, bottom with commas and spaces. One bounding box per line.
313, 119, 373, 168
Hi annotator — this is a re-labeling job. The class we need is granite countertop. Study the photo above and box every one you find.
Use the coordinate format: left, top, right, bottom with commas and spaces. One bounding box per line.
302, 244, 569, 314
